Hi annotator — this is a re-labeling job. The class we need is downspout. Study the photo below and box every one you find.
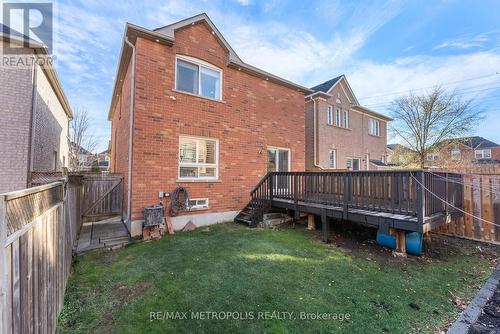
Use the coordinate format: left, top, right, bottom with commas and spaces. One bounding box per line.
125, 37, 136, 222
27, 55, 38, 186
311, 98, 325, 170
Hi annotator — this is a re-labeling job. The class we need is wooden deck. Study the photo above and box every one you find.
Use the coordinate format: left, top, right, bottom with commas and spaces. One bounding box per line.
235, 170, 464, 244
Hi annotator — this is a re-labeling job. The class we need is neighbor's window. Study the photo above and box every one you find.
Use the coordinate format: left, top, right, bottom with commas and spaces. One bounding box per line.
176, 56, 221, 100
335, 107, 341, 127
475, 149, 492, 159
368, 118, 380, 136
451, 148, 461, 160
426, 152, 439, 161
328, 149, 336, 169
179, 136, 218, 179
327, 106, 333, 125
343, 110, 349, 129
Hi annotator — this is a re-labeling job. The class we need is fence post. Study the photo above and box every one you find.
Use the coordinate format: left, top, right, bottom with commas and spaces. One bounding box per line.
416, 171, 425, 227
0, 195, 11, 334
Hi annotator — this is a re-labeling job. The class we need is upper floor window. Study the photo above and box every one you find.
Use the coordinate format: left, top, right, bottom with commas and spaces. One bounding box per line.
343, 110, 349, 129
451, 148, 461, 160
179, 136, 218, 180
327, 106, 333, 125
475, 149, 491, 159
335, 107, 341, 127
368, 119, 380, 136
176, 56, 222, 100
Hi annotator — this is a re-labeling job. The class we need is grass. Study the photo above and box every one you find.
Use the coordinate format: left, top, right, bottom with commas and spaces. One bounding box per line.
57, 223, 497, 333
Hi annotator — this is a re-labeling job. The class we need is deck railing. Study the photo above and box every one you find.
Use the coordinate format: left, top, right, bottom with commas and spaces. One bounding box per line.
250, 170, 463, 224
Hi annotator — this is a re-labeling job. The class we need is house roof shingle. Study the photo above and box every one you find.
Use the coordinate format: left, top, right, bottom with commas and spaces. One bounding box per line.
438, 136, 500, 149
310, 75, 343, 93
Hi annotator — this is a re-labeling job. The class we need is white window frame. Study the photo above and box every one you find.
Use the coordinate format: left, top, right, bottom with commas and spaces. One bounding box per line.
327, 106, 333, 125
328, 149, 336, 169
178, 135, 219, 180
188, 198, 209, 211
368, 118, 380, 136
175, 55, 222, 100
451, 148, 461, 160
335, 107, 341, 127
475, 149, 492, 159
267, 146, 291, 172
343, 110, 349, 128
364, 153, 370, 170
346, 157, 361, 170
426, 152, 439, 161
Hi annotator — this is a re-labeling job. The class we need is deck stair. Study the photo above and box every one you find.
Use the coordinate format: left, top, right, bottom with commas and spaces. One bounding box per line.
234, 173, 273, 227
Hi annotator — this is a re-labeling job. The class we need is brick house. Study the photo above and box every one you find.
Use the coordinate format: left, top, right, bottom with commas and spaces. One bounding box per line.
0, 25, 73, 193
108, 14, 309, 234
425, 136, 500, 168
305, 75, 392, 171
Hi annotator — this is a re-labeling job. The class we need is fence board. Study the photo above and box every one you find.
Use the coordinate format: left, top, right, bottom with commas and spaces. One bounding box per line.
438, 174, 500, 244
0, 176, 83, 334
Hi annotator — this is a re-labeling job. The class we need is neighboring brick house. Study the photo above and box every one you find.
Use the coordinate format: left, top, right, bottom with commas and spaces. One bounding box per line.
425, 136, 500, 168
386, 144, 417, 167
0, 25, 72, 193
305, 75, 392, 171
108, 14, 309, 234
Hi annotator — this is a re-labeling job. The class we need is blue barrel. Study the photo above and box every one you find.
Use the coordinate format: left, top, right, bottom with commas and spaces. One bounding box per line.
376, 230, 396, 249
405, 232, 423, 256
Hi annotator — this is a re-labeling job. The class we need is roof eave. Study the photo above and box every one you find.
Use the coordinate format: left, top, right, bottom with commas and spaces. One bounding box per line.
228, 60, 312, 93
352, 105, 393, 122
107, 23, 174, 121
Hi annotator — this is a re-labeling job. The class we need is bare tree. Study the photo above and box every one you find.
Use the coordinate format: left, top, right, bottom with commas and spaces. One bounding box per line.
389, 87, 484, 168
69, 108, 98, 171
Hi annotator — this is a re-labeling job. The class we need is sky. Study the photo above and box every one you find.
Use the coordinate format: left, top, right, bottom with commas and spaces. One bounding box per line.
11, 0, 500, 152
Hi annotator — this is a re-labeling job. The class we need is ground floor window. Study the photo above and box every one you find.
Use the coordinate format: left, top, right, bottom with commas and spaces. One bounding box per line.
328, 149, 336, 169
179, 136, 218, 180
267, 147, 290, 172
346, 157, 360, 171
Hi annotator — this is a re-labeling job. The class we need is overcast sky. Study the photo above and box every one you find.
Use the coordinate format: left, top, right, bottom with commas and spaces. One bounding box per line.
15, 0, 500, 152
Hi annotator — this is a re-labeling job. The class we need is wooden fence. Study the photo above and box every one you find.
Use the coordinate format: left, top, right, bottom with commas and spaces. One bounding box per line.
81, 175, 123, 221
437, 174, 500, 244
0, 176, 82, 334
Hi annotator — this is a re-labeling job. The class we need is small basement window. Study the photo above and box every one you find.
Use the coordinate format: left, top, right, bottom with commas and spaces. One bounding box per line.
188, 198, 209, 210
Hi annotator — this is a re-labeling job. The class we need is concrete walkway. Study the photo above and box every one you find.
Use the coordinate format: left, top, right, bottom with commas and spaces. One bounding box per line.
76, 216, 130, 253
447, 264, 500, 334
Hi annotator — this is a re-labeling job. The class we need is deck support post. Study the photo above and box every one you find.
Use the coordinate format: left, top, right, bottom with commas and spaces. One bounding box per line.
416, 171, 425, 226
321, 210, 328, 242
395, 229, 406, 255
307, 214, 315, 230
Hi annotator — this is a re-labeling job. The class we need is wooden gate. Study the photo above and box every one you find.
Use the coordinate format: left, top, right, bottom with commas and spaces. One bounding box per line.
82, 175, 123, 221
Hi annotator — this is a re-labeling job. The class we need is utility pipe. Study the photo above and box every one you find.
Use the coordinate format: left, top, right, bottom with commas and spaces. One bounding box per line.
125, 37, 136, 222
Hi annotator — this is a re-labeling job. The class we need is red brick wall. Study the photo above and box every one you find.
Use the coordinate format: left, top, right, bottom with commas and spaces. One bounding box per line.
110, 59, 133, 216
116, 22, 305, 221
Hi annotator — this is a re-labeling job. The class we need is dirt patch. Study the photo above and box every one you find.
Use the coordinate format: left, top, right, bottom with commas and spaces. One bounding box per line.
297, 218, 499, 266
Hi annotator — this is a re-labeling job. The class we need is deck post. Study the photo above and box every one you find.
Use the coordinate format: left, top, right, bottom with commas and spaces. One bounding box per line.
268, 173, 273, 203
416, 171, 425, 227
343, 173, 350, 220
293, 174, 298, 219
321, 209, 328, 242
395, 229, 406, 254
307, 214, 315, 230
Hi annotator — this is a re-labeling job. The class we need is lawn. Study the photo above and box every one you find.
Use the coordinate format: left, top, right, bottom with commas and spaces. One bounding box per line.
58, 222, 497, 333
